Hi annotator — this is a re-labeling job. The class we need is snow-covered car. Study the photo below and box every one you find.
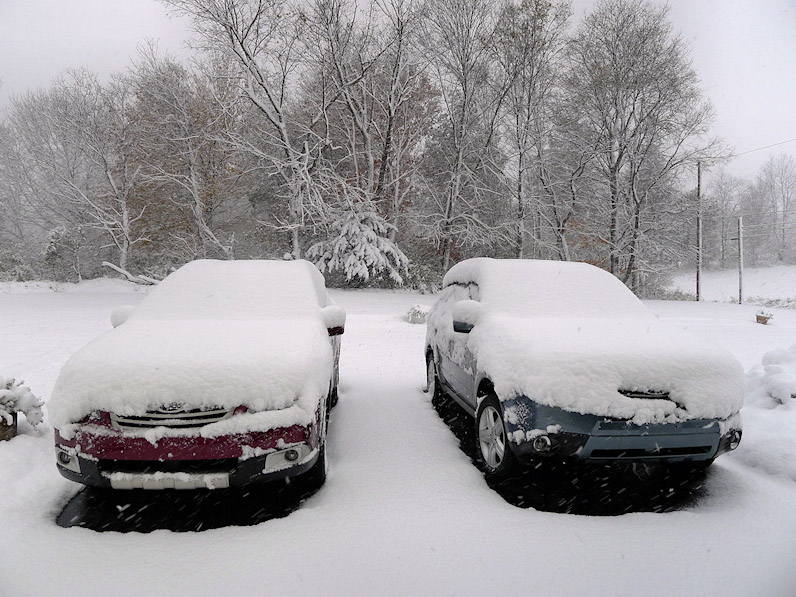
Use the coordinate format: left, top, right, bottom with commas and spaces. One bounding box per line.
425, 258, 744, 478
50, 259, 345, 490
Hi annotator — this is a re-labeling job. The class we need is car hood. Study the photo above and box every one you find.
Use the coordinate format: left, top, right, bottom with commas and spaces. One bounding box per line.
468, 315, 744, 424
48, 318, 333, 429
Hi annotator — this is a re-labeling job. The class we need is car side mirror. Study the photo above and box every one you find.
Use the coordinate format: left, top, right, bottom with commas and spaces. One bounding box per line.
452, 300, 481, 334
110, 305, 135, 328
322, 305, 346, 336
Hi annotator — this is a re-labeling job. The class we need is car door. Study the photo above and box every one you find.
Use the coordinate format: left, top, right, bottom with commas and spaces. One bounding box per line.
440, 284, 480, 411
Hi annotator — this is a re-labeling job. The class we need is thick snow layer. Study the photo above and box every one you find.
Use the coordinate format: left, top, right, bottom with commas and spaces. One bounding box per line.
47, 260, 335, 430
49, 319, 331, 433
129, 259, 330, 320
443, 257, 652, 318
431, 259, 744, 422
3, 282, 796, 596
471, 315, 743, 422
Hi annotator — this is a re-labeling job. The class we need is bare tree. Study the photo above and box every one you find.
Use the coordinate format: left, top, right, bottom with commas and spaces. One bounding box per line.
566, 0, 723, 286
492, 0, 571, 259
134, 48, 242, 260
704, 169, 744, 268
757, 153, 796, 259
418, 0, 516, 270
163, 0, 343, 258
9, 71, 147, 276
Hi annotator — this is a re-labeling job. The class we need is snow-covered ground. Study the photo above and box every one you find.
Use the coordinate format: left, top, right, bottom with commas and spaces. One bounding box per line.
2, 279, 796, 595
671, 264, 796, 304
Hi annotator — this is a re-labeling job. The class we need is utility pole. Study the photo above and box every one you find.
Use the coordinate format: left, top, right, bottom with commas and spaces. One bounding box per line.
738, 216, 744, 304
696, 161, 702, 301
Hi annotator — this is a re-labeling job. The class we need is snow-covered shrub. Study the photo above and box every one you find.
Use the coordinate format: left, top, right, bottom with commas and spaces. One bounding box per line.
401, 261, 443, 293
0, 377, 44, 426
0, 248, 36, 282
406, 304, 431, 324
307, 206, 408, 285
747, 345, 796, 405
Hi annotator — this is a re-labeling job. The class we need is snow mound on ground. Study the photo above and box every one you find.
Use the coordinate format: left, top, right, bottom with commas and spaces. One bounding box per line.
747, 344, 796, 405
48, 260, 335, 430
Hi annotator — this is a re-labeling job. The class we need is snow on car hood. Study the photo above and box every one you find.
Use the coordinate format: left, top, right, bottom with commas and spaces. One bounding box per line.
468, 313, 744, 424
48, 317, 333, 429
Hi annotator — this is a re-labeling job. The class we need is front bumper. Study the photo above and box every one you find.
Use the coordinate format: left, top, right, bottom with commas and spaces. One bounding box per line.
503, 398, 742, 464
54, 423, 321, 489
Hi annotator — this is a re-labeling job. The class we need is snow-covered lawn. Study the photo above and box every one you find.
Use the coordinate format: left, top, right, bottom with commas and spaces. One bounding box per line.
671, 264, 796, 303
2, 280, 796, 595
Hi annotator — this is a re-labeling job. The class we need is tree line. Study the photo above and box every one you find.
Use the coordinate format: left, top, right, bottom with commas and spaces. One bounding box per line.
0, 0, 754, 292
700, 156, 796, 271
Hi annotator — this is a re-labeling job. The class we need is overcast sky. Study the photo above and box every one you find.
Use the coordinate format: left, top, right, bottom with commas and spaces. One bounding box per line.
1, 0, 795, 180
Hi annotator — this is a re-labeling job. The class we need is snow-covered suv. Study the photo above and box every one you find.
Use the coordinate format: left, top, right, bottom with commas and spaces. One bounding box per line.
50, 259, 344, 490
425, 258, 744, 478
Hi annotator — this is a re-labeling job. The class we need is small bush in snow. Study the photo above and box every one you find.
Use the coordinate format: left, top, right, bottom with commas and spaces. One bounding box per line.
747, 345, 796, 405
0, 377, 44, 426
406, 304, 430, 324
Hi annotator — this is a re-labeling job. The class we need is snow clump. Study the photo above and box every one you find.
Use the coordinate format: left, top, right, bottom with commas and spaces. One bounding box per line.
0, 377, 44, 426
747, 344, 796, 405
406, 304, 430, 324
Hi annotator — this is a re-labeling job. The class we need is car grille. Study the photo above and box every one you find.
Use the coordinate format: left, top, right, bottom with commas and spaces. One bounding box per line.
99, 458, 238, 474
618, 389, 670, 400
110, 407, 233, 431
590, 445, 713, 459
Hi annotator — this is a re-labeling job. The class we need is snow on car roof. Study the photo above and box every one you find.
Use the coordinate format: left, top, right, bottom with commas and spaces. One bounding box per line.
132, 259, 329, 320
442, 258, 651, 318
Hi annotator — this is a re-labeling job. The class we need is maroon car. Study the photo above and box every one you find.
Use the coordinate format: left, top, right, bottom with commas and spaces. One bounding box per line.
50, 259, 344, 490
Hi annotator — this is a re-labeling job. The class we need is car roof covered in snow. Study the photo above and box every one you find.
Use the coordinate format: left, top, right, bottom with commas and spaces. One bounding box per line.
132, 259, 329, 321
442, 258, 651, 318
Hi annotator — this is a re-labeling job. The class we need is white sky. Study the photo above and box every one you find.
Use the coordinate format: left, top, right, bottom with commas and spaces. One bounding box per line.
1, 0, 795, 180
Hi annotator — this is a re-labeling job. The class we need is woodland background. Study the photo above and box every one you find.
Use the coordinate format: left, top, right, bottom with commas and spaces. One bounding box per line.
1, 0, 793, 293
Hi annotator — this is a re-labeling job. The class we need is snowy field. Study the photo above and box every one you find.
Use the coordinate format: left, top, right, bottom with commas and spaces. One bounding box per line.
2, 279, 796, 595
671, 264, 796, 304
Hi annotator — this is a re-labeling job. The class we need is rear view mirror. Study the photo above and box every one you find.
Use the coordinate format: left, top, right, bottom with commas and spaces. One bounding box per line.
452, 300, 481, 334
322, 305, 346, 336
110, 305, 135, 328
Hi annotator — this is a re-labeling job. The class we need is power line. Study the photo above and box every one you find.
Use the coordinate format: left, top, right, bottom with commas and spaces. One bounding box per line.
730, 137, 796, 158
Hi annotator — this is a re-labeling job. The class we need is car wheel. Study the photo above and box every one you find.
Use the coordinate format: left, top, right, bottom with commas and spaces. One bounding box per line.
426, 355, 445, 408
476, 395, 517, 478
303, 443, 327, 489
329, 385, 338, 408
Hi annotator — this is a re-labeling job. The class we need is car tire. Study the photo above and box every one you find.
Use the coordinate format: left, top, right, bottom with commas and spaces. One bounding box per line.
476, 395, 517, 479
426, 355, 445, 409
303, 443, 327, 489
325, 386, 337, 423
